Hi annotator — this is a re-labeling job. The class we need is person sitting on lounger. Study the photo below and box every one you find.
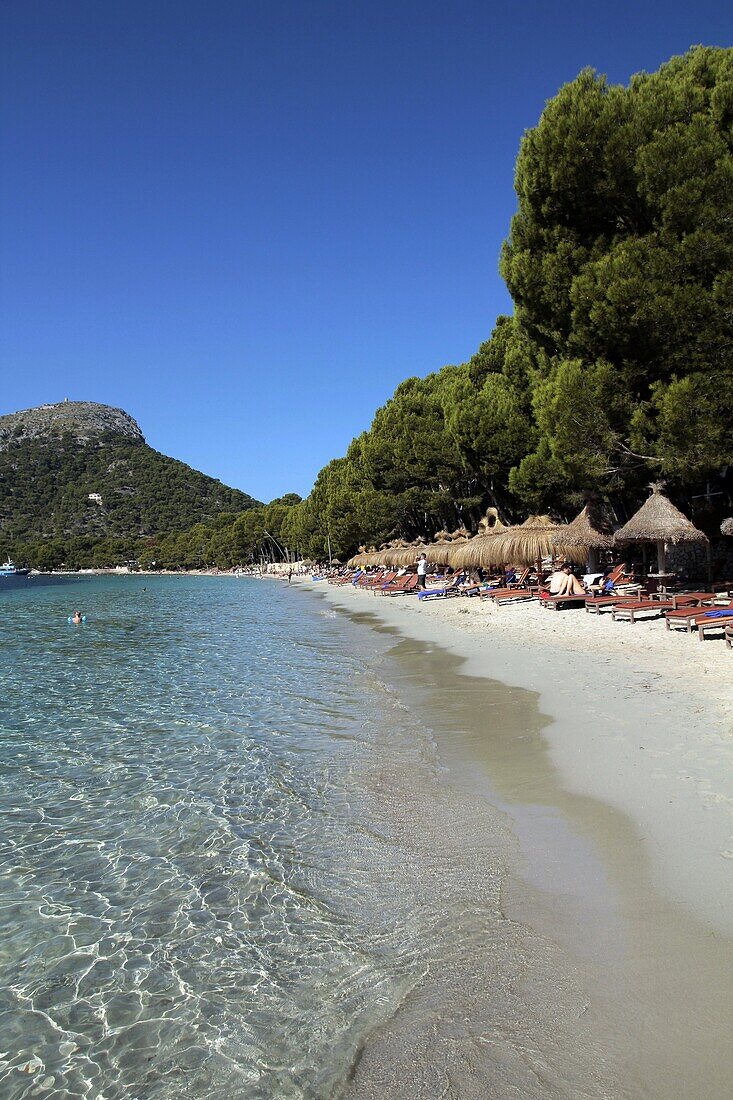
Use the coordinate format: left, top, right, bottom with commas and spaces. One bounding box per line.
548, 566, 569, 595
548, 564, 585, 596
560, 563, 586, 595
458, 571, 485, 597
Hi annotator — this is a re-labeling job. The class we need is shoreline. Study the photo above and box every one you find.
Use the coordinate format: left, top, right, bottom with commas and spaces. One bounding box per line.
300, 577, 733, 937
293, 578, 733, 1096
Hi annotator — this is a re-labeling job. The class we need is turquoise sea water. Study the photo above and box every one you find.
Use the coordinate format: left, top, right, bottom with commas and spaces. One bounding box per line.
0, 576, 426, 1099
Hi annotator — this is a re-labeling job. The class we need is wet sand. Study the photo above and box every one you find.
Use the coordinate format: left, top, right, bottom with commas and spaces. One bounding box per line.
299, 582, 733, 1099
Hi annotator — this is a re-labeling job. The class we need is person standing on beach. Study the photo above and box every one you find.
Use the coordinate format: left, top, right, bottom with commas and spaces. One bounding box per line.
416, 553, 428, 589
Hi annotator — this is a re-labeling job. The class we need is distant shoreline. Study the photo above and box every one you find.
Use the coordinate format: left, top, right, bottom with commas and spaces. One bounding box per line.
26, 568, 251, 578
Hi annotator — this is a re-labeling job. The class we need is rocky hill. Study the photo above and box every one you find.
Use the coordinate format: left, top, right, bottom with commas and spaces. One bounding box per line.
0, 400, 259, 539
0, 400, 145, 449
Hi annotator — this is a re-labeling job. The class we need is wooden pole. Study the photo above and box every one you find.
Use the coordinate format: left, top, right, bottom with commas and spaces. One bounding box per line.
657, 539, 667, 574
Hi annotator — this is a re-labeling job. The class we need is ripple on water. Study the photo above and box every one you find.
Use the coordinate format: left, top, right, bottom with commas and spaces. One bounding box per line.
0, 577, 425, 1099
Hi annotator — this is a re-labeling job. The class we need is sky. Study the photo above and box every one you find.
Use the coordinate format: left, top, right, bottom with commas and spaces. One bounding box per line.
1, 1, 730, 502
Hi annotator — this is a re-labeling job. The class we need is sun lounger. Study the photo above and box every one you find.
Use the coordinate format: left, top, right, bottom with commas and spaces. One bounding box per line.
491, 589, 538, 606
584, 591, 645, 614
380, 574, 419, 596
696, 610, 733, 641
375, 574, 408, 594
359, 571, 394, 589
478, 567, 530, 598
649, 590, 715, 610
417, 576, 465, 600
539, 591, 587, 609
665, 599, 729, 632
611, 597, 696, 624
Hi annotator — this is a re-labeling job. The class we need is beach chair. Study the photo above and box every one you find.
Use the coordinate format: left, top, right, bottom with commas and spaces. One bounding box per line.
492, 589, 539, 606
372, 572, 407, 594
360, 571, 393, 589
611, 595, 699, 624
539, 590, 587, 610
380, 574, 418, 596
479, 567, 531, 601
587, 563, 632, 593
330, 570, 358, 585
696, 609, 733, 641
584, 589, 644, 613
374, 573, 408, 595
665, 602, 733, 634
417, 575, 466, 600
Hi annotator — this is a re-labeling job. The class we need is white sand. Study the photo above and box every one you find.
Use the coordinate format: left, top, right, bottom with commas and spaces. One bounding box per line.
303, 579, 733, 937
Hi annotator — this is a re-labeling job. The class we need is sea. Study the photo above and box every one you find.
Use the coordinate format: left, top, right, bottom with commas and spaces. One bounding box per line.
1, 574, 450, 1098
4, 574, 731, 1100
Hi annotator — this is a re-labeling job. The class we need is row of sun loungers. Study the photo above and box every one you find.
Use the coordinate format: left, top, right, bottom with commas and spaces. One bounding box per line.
323, 567, 733, 642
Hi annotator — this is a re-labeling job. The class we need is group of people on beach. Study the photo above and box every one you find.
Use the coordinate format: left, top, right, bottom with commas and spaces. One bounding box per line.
410, 553, 609, 597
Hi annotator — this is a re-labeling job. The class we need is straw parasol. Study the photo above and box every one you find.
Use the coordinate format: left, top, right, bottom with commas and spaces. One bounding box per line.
452, 515, 564, 571
400, 541, 430, 567
422, 527, 470, 565
450, 509, 506, 570
347, 547, 381, 567
614, 485, 708, 573
477, 506, 506, 535
449, 529, 503, 570
721, 518, 733, 537
553, 498, 615, 568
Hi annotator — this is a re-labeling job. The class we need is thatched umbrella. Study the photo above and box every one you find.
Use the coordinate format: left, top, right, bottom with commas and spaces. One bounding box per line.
348, 548, 382, 568
449, 529, 504, 570
614, 485, 708, 574
451, 515, 564, 571
481, 515, 566, 570
553, 499, 615, 569
422, 527, 470, 566
477, 507, 506, 535
398, 542, 430, 568
721, 518, 733, 537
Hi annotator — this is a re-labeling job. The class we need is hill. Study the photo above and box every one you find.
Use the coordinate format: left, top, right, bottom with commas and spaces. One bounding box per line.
0, 401, 260, 540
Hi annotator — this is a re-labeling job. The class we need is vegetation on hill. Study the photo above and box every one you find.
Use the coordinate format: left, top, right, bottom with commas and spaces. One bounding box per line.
0, 403, 260, 565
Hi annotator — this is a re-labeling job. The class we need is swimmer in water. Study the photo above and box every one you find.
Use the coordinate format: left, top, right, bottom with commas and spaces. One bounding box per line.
71, 610, 83, 624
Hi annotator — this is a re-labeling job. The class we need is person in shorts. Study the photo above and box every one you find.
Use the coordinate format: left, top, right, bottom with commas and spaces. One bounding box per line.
416, 553, 428, 589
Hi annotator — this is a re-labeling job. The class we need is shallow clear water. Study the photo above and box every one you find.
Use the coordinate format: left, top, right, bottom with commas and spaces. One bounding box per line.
0, 576, 427, 1099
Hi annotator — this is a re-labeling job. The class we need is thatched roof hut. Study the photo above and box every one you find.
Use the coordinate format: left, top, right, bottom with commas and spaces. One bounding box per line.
721, 518, 733, 537
614, 486, 708, 573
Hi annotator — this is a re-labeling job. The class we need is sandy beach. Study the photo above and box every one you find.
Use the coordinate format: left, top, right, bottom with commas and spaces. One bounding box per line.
293, 576, 733, 1098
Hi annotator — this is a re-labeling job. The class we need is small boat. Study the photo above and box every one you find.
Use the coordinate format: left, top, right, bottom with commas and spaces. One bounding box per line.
0, 559, 30, 578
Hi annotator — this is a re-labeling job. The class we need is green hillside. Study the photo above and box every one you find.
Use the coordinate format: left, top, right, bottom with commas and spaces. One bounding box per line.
0, 401, 259, 540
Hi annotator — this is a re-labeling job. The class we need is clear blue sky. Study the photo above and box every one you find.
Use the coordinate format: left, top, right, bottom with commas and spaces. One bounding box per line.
1, 1, 729, 502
